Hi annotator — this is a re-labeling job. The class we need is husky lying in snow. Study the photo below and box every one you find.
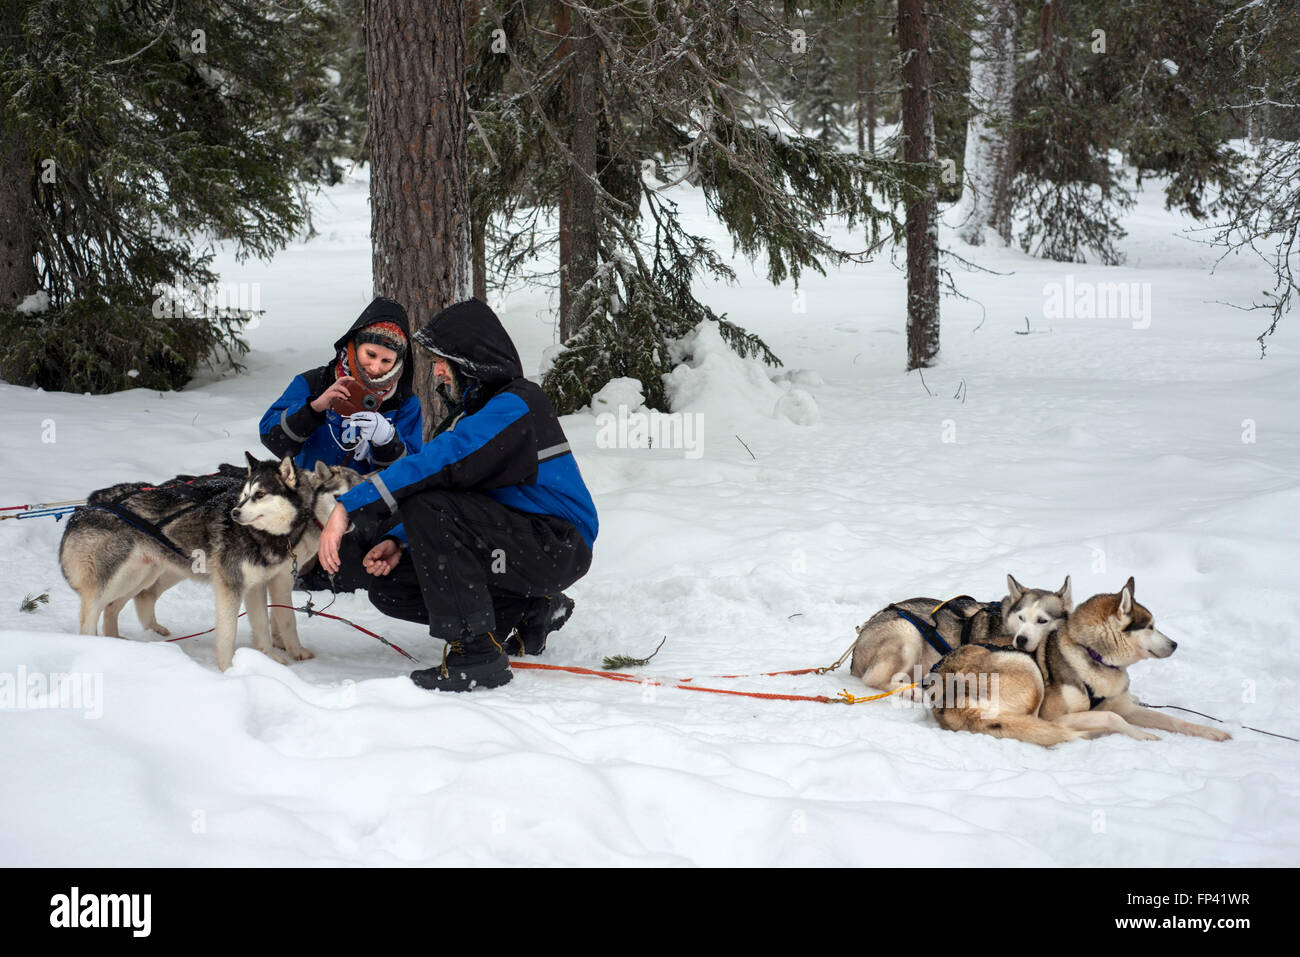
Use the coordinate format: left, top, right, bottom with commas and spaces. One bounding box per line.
925, 577, 1231, 747
850, 575, 1073, 692
59, 455, 363, 670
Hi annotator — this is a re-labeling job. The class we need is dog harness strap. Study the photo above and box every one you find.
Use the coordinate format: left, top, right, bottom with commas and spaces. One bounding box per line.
960, 610, 978, 646
280, 408, 311, 443
1084, 682, 1107, 709
890, 605, 952, 656
1084, 645, 1121, 670
84, 503, 190, 560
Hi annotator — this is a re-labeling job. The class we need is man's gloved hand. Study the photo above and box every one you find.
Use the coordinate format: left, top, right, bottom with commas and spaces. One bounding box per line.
347, 411, 396, 446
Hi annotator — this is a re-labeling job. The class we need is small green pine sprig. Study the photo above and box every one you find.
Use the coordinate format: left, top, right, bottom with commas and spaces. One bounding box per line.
19, 592, 50, 613
602, 637, 666, 671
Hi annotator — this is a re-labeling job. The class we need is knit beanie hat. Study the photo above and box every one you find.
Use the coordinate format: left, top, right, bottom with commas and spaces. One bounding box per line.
354, 320, 408, 358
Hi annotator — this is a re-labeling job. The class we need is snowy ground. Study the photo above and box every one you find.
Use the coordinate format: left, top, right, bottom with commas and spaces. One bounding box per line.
2, 164, 1298, 866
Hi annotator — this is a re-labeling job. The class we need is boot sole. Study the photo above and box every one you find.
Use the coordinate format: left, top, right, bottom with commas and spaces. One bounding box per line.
410, 661, 514, 692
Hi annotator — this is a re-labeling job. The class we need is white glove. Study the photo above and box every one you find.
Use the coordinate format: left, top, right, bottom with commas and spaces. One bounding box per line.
347, 411, 396, 447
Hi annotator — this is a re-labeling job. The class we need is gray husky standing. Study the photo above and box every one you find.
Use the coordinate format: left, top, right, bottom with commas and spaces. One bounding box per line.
59, 454, 363, 670
850, 575, 1073, 692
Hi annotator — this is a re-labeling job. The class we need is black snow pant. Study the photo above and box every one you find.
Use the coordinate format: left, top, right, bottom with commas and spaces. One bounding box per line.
337, 490, 592, 641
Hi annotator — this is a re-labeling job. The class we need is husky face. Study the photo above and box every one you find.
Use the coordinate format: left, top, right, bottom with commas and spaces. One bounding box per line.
310, 463, 364, 523
1075, 576, 1176, 666
1002, 574, 1072, 652
231, 455, 310, 534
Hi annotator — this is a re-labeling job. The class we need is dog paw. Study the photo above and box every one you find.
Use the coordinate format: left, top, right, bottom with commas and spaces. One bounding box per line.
1196, 726, 1232, 742
1131, 729, 1162, 742
149, 623, 171, 637
287, 646, 314, 662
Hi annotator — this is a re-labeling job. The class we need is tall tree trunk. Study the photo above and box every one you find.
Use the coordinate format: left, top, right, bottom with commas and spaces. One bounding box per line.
855, 6, 865, 153
898, 0, 939, 370
366, 0, 472, 438
554, 1, 573, 338
467, 1, 488, 302
956, 0, 1017, 246
565, 7, 599, 343
865, 1, 876, 155
472, 214, 487, 301
554, 1, 599, 344
0, 132, 37, 308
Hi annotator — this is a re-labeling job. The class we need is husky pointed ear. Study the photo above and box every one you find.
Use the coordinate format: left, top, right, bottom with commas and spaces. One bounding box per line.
278, 456, 297, 489
1007, 574, 1025, 602
313, 460, 332, 483
1124, 575, 1135, 596
1118, 580, 1134, 617
1058, 575, 1073, 610
244, 451, 260, 473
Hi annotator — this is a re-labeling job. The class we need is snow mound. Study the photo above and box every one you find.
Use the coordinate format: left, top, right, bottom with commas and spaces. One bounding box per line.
16, 290, 50, 315
772, 368, 825, 388
774, 388, 820, 426
538, 343, 567, 378
664, 321, 819, 427
588, 377, 646, 415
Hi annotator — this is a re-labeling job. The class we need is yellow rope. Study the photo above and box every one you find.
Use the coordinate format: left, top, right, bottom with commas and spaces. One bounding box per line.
838, 682, 917, 704
930, 595, 963, 617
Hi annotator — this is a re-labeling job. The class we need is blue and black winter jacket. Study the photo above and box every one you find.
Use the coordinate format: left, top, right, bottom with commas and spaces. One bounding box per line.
259, 298, 424, 473
337, 298, 598, 550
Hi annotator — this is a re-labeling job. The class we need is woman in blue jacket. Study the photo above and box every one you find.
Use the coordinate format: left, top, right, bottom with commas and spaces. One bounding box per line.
259, 297, 423, 474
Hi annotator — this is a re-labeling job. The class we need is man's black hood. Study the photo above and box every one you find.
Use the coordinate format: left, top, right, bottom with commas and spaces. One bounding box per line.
413, 298, 524, 389
329, 296, 415, 400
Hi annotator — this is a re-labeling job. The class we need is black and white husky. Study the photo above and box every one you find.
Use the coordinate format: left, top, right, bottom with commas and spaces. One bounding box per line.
59, 454, 363, 670
849, 575, 1073, 693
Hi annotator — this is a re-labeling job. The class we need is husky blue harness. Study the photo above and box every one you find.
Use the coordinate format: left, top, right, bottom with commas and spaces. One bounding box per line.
890, 595, 1001, 658
75, 468, 245, 562
82, 502, 193, 561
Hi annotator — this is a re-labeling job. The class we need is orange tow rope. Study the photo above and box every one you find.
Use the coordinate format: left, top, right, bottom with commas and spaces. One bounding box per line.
163, 604, 912, 706
508, 660, 850, 704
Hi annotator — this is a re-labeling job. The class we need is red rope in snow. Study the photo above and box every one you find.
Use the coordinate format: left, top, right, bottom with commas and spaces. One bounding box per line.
161, 604, 856, 704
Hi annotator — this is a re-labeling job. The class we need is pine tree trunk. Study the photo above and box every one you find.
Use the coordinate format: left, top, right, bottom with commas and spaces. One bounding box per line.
554, 1, 574, 339
855, 7, 865, 153
865, 1, 876, 155
472, 215, 487, 301
565, 8, 599, 343
366, 0, 472, 437
0, 131, 37, 308
956, 0, 1016, 246
898, 0, 940, 370
554, 2, 599, 344
467, 1, 487, 302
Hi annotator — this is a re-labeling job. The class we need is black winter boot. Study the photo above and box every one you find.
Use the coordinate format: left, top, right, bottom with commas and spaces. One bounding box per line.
507, 594, 575, 656
411, 632, 513, 692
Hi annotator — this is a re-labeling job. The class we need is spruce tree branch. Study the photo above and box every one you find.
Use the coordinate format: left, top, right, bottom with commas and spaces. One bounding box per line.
103, 0, 178, 67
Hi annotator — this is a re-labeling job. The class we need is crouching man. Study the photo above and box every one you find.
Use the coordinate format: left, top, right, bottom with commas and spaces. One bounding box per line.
317, 298, 598, 692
